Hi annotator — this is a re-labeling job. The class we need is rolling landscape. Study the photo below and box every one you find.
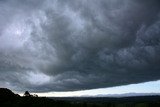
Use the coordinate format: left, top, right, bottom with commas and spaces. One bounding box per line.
1, 88, 160, 107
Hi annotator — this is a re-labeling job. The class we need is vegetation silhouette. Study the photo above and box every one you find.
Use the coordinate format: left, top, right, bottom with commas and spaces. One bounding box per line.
24, 91, 31, 97
1, 88, 160, 107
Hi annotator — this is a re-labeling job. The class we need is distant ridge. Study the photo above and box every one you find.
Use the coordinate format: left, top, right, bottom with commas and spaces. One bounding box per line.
95, 92, 160, 98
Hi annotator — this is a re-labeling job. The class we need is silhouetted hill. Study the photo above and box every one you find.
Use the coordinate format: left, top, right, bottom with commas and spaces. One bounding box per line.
1, 88, 160, 107
0, 88, 84, 107
0, 88, 20, 102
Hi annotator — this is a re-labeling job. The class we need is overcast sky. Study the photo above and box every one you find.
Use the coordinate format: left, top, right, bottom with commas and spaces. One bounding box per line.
0, 0, 160, 95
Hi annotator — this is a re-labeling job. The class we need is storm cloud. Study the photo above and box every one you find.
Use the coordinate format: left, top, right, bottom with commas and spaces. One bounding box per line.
0, 0, 160, 92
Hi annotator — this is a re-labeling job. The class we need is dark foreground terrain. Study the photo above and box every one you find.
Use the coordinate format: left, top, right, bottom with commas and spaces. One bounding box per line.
1, 88, 160, 107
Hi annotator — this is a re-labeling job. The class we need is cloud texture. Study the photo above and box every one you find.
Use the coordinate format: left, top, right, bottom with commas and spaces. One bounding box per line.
0, 0, 160, 92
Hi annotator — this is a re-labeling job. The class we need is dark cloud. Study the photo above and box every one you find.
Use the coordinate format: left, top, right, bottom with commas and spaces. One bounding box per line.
0, 0, 160, 92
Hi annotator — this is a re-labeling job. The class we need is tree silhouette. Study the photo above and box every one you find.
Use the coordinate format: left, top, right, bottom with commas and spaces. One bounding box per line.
24, 91, 30, 97
33, 94, 38, 97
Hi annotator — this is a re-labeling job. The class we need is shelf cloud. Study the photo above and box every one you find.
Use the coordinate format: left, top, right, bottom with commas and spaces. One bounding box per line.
0, 0, 160, 92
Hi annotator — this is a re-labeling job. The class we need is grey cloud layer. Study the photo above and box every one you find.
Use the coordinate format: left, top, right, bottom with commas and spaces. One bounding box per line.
0, 0, 160, 92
